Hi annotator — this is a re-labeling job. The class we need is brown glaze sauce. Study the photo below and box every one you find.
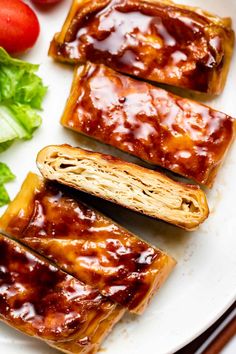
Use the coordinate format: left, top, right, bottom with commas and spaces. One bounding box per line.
62, 64, 235, 185
55, 0, 227, 92
5, 181, 166, 311
0, 234, 111, 341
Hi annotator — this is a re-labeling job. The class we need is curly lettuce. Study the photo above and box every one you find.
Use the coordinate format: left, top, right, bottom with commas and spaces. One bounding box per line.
0, 48, 47, 148
0, 48, 47, 206
0, 163, 15, 207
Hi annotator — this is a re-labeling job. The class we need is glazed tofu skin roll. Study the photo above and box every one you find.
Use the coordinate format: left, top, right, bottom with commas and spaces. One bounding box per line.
36, 145, 209, 230
49, 0, 234, 94
0, 234, 124, 354
61, 64, 236, 187
0, 173, 176, 314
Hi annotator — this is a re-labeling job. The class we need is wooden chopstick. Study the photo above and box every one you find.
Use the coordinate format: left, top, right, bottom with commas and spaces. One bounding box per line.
176, 302, 236, 354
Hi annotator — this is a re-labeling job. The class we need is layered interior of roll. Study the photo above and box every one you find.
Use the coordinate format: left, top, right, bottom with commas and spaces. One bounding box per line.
37, 145, 209, 230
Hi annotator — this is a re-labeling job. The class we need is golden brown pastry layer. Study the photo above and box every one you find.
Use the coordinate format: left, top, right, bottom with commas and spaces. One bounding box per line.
49, 0, 234, 94
61, 64, 236, 187
0, 173, 176, 314
36, 145, 209, 230
0, 233, 124, 354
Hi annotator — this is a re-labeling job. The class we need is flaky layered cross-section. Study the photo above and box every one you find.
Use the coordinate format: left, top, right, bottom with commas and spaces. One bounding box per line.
61, 64, 236, 187
36, 145, 209, 230
49, 0, 234, 94
0, 234, 124, 354
0, 173, 176, 314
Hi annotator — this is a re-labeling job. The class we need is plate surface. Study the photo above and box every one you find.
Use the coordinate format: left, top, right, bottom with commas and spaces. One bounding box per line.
0, 1, 236, 353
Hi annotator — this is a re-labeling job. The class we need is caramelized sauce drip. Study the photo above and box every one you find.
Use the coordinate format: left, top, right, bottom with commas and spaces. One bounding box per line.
56, 0, 227, 92
0, 234, 112, 341
6, 182, 165, 311
62, 64, 235, 185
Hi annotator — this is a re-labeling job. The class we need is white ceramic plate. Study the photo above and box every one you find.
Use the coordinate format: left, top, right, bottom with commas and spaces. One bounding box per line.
0, 1, 236, 353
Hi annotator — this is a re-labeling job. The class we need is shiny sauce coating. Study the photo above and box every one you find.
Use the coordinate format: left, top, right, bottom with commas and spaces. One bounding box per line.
61, 63, 235, 186
0, 234, 115, 344
51, 0, 234, 93
1, 174, 174, 312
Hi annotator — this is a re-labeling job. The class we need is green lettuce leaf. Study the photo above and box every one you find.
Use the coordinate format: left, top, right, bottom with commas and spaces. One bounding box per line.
7, 103, 42, 139
15, 70, 47, 109
0, 47, 47, 152
0, 48, 47, 207
0, 141, 13, 153
0, 104, 27, 143
0, 162, 15, 184
0, 184, 10, 207
0, 48, 47, 106
0, 162, 15, 207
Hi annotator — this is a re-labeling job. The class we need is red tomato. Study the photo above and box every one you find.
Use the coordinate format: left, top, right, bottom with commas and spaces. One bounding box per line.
32, 0, 62, 4
0, 0, 40, 54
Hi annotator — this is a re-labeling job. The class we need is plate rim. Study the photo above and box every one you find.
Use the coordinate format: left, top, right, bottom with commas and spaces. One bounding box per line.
170, 296, 236, 353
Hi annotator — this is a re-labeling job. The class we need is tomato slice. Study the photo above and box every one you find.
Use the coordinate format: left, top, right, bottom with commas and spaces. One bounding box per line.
32, 0, 62, 4
0, 0, 40, 54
